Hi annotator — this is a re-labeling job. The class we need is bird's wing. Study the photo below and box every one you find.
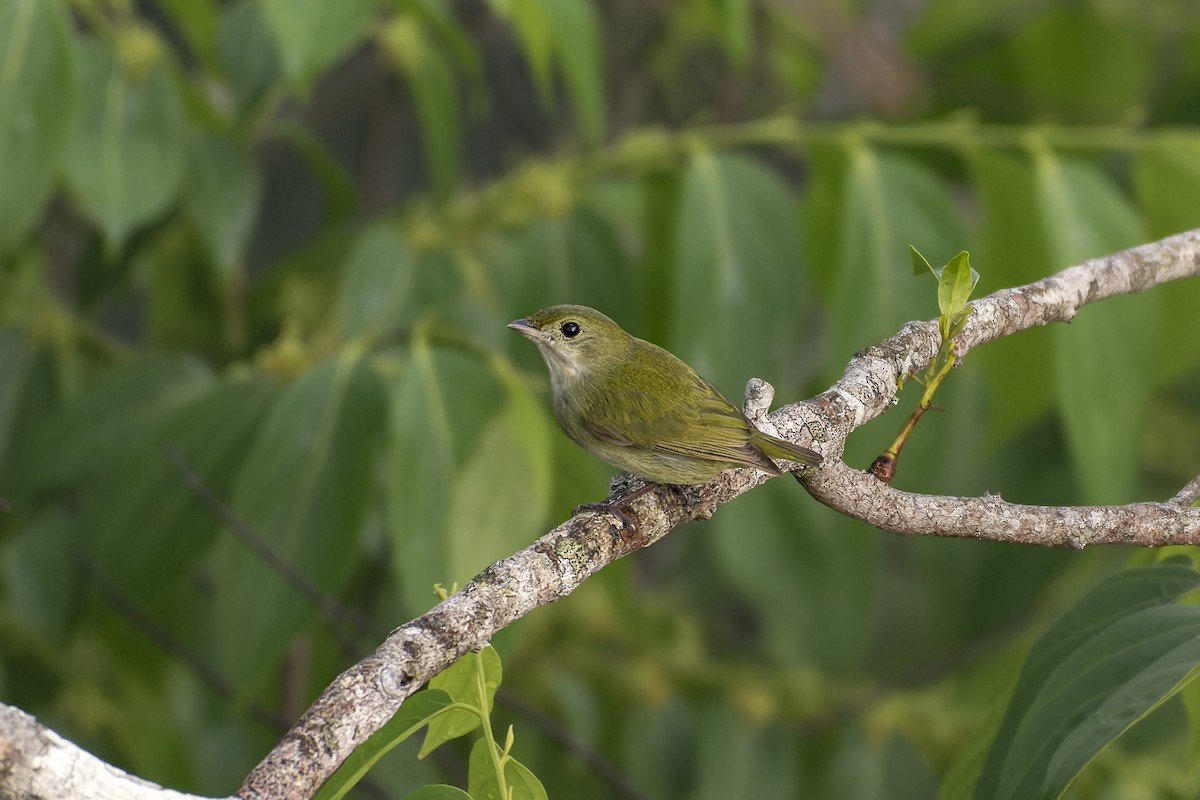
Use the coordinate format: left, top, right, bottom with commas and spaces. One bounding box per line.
581, 347, 780, 473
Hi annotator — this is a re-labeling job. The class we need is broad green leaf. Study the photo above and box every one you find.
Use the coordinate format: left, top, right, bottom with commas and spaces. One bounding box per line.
402, 787, 473, 800
968, 148, 1057, 447
443, 372, 552, 589
705, 488, 878, 671
0, 508, 77, 645
670, 150, 810, 387
210, 354, 386, 695
541, 0, 605, 143
406, 34, 462, 195
82, 373, 278, 593
420, 647, 502, 757
61, 39, 185, 250
387, 342, 461, 614
315, 689, 453, 800
0, 0, 73, 253
25, 354, 215, 493
1034, 151, 1148, 503
810, 144, 968, 370
691, 702, 801, 800
1007, 8, 1155, 122
973, 561, 1200, 800
336, 223, 414, 339
257, 0, 378, 89
467, 736, 548, 800
184, 133, 262, 277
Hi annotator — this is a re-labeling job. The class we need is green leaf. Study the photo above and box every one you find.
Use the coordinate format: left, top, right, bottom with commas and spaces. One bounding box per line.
0, 329, 38, 485
489, 0, 553, 101
402, 787, 474, 800
216, 0, 281, 115
184, 132, 262, 277
152, 0, 221, 70
938, 251, 977, 318
1132, 139, 1200, 384
314, 689, 454, 800
467, 736, 548, 800
443, 371, 552, 589
1034, 151, 1149, 503
386, 341, 457, 614
670, 150, 809, 386
968, 149, 1057, 447
336, 223, 413, 339
257, 0, 378, 89
541, 0, 605, 144
407, 35, 462, 195
972, 561, 1200, 800
276, 119, 357, 222
810, 144, 968, 369
210, 354, 387, 696
82, 372, 278, 594
707, 0, 751, 70
420, 647, 502, 757
61, 38, 185, 250
0, 0, 74, 253
910, 244, 935, 277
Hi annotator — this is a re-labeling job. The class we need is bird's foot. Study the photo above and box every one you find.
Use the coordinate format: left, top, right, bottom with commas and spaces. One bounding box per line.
573, 500, 639, 534
573, 481, 660, 536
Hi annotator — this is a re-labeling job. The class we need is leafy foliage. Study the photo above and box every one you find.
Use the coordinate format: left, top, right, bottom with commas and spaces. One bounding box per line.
1, 0, 1200, 798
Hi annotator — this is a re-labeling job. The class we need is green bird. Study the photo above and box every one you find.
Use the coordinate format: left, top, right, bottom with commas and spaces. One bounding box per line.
508, 305, 821, 526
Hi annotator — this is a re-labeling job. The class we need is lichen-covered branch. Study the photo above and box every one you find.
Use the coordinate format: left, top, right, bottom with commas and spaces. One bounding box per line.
3, 232, 1196, 800
237, 230, 1200, 798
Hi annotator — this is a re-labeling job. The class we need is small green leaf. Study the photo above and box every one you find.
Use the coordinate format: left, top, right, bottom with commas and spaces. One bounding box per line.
315, 689, 454, 800
467, 737, 548, 800
938, 250, 977, 318
420, 647, 502, 757
909, 244, 936, 277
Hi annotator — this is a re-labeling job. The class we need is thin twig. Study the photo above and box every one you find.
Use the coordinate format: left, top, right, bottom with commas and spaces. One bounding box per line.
168, 450, 381, 639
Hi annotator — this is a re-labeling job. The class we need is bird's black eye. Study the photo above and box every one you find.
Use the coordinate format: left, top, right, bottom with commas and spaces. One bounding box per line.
560, 321, 581, 338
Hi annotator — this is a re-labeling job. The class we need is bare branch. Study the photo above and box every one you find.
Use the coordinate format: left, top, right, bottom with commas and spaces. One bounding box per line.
802, 461, 1200, 548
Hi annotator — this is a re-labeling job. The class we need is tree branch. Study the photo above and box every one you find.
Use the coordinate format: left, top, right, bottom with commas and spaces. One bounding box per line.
237, 230, 1200, 798
2, 231, 1197, 800
0, 703, 227, 800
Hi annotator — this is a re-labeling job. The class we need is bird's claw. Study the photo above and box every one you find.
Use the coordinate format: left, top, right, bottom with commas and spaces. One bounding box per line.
572, 500, 639, 536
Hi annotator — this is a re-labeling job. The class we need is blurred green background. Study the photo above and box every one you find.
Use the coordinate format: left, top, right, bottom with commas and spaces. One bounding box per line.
2, 0, 1200, 797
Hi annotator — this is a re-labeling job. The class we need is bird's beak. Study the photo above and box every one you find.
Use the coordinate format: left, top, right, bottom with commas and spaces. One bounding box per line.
507, 318, 540, 339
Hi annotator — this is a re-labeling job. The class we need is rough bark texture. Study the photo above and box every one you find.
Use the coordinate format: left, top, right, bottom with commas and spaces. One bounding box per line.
1, 230, 1198, 800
